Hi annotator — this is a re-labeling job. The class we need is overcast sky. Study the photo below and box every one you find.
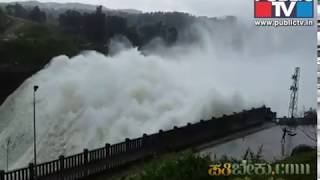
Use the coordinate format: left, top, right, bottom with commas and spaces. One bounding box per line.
1, 0, 252, 19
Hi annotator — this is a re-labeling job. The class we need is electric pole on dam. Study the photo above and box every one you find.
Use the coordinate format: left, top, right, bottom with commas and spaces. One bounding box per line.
282, 67, 300, 157
288, 67, 300, 120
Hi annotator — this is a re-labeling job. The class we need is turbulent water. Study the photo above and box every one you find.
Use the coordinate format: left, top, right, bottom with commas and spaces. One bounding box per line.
0, 22, 316, 170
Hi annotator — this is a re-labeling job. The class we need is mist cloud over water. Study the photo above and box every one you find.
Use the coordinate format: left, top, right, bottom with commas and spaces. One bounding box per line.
0, 21, 316, 169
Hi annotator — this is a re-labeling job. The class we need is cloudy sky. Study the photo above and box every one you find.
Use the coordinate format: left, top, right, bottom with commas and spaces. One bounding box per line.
1, 0, 252, 19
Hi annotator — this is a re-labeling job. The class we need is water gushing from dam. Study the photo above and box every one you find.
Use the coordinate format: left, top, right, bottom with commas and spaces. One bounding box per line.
0, 23, 315, 170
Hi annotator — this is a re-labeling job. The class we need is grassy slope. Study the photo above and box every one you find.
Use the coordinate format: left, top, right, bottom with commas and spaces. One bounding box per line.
3, 16, 32, 35
0, 14, 79, 66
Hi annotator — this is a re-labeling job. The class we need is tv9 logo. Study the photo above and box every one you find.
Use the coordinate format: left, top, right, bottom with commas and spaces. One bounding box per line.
254, 0, 314, 18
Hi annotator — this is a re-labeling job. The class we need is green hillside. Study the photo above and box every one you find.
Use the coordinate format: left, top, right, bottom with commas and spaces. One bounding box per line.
0, 10, 78, 66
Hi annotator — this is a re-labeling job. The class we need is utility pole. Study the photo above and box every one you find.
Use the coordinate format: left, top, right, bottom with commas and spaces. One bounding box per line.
283, 67, 300, 157
33, 85, 39, 178
288, 67, 300, 120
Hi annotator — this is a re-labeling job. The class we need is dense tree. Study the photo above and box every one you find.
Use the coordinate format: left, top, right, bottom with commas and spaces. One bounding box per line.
106, 16, 127, 37
0, 24, 78, 65
0, 3, 240, 68
5, 4, 47, 23
125, 26, 141, 47
83, 6, 107, 44
5, 3, 28, 18
166, 27, 178, 45
129, 12, 195, 30
139, 21, 173, 45
57, 6, 180, 53
0, 8, 7, 33
28, 6, 46, 23
59, 10, 83, 34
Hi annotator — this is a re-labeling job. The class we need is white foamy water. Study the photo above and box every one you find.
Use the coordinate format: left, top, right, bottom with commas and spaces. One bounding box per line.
0, 23, 315, 170
0, 48, 256, 170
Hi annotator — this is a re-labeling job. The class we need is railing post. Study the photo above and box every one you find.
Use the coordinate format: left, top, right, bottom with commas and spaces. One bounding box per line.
83, 149, 89, 177
83, 149, 89, 164
29, 163, 34, 180
59, 155, 65, 180
125, 138, 130, 152
105, 144, 110, 157
0, 170, 4, 180
157, 129, 164, 154
59, 155, 65, 170
104, 143, 111, 171
142, 134, 148, 149
142, 134, 150, 158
